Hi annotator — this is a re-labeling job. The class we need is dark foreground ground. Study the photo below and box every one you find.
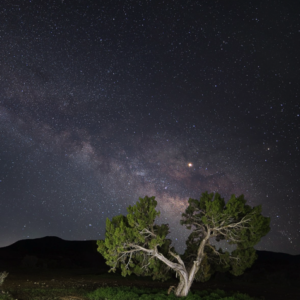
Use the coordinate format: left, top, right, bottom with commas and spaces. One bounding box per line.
1, 266, 299, 300
0, 237, 299, 300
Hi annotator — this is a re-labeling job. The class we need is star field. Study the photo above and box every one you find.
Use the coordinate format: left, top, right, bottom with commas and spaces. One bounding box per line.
0, 0, 299, 254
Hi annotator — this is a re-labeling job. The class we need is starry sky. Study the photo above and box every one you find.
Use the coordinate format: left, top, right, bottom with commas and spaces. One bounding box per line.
0, 0, 299, 255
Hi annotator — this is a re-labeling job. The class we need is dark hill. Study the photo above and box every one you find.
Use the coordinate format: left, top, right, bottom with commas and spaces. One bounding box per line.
2, 236, 98, 254
4, 236, 300, 260
0, 236, 107, 271
0, 236, 300, 287
213, 249, 300, 287
256, 250, 300, 264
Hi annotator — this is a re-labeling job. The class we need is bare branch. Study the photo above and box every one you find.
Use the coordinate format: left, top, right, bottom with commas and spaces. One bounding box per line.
206, 244, 223, 264
139, 228, 157, 239
206, 244, 240, 264
125, 251, 133, 269
169, 249, 185, 266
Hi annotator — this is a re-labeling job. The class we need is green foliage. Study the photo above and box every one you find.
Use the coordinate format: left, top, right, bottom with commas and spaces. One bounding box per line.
86, 286, 260, 300
194, 254, 212, 282
181, 192, 270, 278
228, 248, 257, 276
97, 196, 175, 281
1, 287, 89, 300
0, 286, 261, 300
0, 294, 13, 300
98, 192, 270, 295
86, 286, 140, 300
86, 286, 170, 300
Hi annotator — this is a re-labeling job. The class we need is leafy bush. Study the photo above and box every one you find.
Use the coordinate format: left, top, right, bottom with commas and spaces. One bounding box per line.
86, 286, 260, 300
0, 294, 13, 300
87, 286, 121, 300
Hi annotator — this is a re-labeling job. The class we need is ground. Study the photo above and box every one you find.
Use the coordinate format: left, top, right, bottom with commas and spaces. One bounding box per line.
1, 267, 299, 300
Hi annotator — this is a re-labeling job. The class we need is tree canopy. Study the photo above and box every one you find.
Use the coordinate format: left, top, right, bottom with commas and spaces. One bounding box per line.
97, 192, 270, 297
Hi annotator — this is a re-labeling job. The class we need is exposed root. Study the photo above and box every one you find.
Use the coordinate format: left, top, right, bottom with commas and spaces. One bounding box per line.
167, 285, 176, 294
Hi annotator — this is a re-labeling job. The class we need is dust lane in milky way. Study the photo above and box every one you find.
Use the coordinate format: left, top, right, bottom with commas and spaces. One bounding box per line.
0, 101, 279, 252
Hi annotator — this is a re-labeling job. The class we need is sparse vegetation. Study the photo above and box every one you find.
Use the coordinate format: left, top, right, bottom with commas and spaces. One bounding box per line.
0, 287, 88, 300
0, 272, 8, 287
86, 286, 262, 300
0, 269, 264, 300
0, 285, 262, 300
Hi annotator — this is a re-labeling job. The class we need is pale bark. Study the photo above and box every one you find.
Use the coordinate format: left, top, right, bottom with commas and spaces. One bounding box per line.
116, 232, 211, 297
116, 210, 249, 297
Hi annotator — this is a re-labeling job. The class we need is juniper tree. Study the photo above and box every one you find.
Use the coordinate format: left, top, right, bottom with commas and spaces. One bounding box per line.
97, 192, 270, 297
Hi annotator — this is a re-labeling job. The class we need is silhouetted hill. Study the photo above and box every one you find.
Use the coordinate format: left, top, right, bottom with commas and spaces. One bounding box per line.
0, 236, 107, 271
256, 250, 300, 264
2, 236, 98, 254
3, 236, 300, 263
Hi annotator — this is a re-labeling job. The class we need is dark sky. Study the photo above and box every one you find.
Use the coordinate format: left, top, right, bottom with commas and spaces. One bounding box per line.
0, 0, 299, 255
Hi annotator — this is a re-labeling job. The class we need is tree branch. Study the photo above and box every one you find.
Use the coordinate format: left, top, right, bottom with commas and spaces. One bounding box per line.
169, 249, 185, 266
139, 228, 157, 238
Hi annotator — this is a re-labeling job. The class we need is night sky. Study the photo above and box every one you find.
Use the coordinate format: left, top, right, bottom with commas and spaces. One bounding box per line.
0, 0, 299, 255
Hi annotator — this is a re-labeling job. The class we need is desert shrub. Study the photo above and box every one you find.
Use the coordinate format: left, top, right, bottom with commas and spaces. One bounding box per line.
87, 286, 168, 300
229, 293, 259, 300
139, 294, 171, 300
189, 289, 259, 300
87, 286, 119, 300
86, 286, 259, 300
0, 293, 14, 300
0, 272, 8, 286
113, 291, 140, 300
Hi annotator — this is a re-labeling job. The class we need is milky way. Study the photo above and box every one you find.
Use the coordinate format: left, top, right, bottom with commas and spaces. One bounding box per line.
0, 0, 299, 254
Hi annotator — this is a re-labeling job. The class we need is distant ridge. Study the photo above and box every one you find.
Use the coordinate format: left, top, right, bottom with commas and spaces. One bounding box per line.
2, 236, 65, 250
0, 236, 107, 270
256, 250, 300, 264
1, 236, 299, 265
0, 236, 98, 253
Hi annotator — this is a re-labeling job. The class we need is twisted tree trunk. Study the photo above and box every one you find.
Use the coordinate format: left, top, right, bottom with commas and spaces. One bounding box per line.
172, 234, 209, 297
174, 259, 202, 297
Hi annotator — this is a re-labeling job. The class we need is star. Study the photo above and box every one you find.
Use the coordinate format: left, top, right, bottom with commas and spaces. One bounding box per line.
0, 0, 299, 255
